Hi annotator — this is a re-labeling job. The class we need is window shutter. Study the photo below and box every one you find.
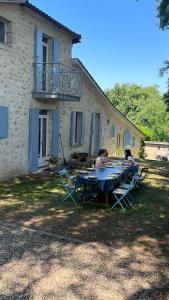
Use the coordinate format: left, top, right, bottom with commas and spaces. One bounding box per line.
123, 129, 131, 149
90, 113, 95, 154
98, 112, 104, 149
52, 39, 60, 92
0, 106, 8, 138
81, 112, 86, 145
110, 125, 115, 138
29, 108, 39, 173
70, 112, 76, 145
52, 110, 60, 156
34, 29, 43, 92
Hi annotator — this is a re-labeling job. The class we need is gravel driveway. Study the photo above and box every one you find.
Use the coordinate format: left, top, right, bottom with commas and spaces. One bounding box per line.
0, 222, 169, 300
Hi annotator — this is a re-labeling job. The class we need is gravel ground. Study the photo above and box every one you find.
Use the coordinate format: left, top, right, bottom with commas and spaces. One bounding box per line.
0, 222, 169, 300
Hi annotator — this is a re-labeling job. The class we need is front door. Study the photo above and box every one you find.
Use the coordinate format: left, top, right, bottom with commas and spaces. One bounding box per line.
38, 110, 48, 167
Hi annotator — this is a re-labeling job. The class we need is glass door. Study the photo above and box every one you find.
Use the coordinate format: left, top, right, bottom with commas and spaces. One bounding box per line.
38, 111, 48, 166
42, 38, 48, 91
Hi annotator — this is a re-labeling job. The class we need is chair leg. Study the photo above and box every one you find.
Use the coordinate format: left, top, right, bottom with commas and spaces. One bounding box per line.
62, 190, 78, 206
111, 194, 126, 212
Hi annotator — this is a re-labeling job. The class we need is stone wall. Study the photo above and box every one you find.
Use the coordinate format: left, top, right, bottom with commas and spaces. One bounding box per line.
145, 142, 169, 160
0, 3, 73, 180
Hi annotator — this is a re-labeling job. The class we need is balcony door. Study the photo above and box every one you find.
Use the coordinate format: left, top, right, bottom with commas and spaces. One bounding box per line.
38, 110, 48, 167
42, 37, 48, 91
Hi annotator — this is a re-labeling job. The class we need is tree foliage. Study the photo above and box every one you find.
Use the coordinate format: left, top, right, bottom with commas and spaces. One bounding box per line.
105, 83, 169, 141
157, 0, 169, 110
157, 0, 169, 30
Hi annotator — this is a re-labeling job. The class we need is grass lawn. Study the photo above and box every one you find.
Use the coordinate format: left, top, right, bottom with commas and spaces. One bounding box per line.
0, 160, 169, 260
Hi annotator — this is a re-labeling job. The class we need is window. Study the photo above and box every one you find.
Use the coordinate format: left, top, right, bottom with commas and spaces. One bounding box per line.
75, 112, 82, 144
132, 136, 135, 147
70, 111, 86, 145
110, 125, 115, 138
0, 17, 12, 47
0, 19, 5, 44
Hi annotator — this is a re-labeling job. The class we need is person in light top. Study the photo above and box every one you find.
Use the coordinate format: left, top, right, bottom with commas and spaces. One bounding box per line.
95, 149, 109, 167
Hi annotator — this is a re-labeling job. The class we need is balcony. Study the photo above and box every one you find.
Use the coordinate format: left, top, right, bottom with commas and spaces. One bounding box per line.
32, 63, 82, 101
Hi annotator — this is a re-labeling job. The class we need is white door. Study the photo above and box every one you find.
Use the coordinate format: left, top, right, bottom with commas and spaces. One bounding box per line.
38, 111, 48, 167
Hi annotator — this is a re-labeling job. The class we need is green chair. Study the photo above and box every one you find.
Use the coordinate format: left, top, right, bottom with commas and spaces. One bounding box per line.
111, 187, 132, 211
58, 169, 79, 206
118, 172, 139, 202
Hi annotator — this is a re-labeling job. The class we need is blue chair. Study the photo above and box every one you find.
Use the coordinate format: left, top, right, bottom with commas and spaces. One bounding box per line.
58, 169, 79, 206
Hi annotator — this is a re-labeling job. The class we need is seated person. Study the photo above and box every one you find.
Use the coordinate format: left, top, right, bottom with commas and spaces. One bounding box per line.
96, 148, 110, 167
122, 149, 139, 177
104, 149, 111, 163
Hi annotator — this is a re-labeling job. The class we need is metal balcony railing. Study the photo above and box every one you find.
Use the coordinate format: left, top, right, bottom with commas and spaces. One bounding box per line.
33, 63, 82, 99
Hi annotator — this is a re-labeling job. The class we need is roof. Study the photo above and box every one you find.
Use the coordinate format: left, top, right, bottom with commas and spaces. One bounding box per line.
21, 1, 81, 44
145, 141, 169, 146
73, 58, 145, 138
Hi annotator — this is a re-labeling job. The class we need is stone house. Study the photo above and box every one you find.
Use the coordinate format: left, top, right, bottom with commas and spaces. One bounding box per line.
0, 1, 144, 180
145, 141, 169, 161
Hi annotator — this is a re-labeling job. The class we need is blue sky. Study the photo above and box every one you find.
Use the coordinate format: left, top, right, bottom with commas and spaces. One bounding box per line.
31, 0, 169, 93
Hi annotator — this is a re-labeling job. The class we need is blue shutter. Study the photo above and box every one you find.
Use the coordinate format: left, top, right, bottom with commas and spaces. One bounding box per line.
0, 106, 8, 138
123, 129, 131, 149
29, 108, 39, 173
52, 110, 60, 156
98, 112, 104, 149
90, 113, 95, 154
35, 29, 43, 92
52, 39, 60, 92
81, 112, 86, 145
70, 112, 76, 145
110, 125, 115, 138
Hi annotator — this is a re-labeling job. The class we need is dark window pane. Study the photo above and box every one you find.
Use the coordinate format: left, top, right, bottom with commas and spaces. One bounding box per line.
0, 20, 5, 44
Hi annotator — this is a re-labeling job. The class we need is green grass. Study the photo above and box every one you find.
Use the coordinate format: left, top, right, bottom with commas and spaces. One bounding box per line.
0, 160, 169, 259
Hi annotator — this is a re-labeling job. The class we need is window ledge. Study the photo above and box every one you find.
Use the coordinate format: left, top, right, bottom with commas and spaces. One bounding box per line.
0, 42, 11, 51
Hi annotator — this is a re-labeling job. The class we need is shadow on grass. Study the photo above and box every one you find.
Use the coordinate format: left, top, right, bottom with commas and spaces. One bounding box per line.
0, 160, 169, 298
0, 162, 169, 257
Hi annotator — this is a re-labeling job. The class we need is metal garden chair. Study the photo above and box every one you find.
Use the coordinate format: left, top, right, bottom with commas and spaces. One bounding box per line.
58, 169, 79, 206
118, 171, 139, 202
135, 167, 149, 186
111, 187, 132, 211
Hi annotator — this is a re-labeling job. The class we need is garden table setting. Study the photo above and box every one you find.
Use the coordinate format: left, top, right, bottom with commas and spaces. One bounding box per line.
76, 161, 129, 205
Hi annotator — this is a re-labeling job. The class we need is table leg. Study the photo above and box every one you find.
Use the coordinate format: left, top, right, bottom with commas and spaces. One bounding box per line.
105, 192, 109, 206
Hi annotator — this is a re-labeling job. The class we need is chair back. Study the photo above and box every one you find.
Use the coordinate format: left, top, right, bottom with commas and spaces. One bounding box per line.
129, 171, 139, 187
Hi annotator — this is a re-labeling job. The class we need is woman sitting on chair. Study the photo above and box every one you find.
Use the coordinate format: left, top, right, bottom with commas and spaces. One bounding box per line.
122, 149, 138, 176
95, 148, 110, 167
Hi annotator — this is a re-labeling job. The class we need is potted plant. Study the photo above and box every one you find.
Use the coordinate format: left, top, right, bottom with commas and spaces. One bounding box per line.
71, 152, 79, 162
47, 155, 59, 171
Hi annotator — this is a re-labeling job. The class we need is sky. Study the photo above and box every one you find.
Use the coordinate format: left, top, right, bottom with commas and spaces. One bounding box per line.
30, 0, 169, 93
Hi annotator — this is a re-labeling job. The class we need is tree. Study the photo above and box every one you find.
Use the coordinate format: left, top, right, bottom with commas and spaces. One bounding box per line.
157, 0, 169, 30
157, 0, 169, 110
105, 83, 169, 141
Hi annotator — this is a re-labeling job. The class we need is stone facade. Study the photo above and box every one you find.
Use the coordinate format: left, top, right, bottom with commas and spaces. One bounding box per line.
145, 141, 169, 160
0, 2, 144, 180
